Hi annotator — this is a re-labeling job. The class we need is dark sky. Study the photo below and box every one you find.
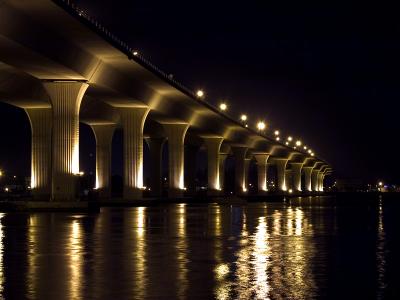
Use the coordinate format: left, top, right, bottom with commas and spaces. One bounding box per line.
1, 0, 399, 183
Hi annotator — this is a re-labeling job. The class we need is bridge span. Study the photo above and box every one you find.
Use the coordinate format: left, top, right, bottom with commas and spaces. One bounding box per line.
0, 0, 332, 202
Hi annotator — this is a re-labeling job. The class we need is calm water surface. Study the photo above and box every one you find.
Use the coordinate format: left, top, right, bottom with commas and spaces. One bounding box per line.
0, 196, 399, 299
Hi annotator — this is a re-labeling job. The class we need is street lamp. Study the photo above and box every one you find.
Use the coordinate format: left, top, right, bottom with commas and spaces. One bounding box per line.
219, 102, 227, 111
257, 121, 266, 132
196, 90, 204, 98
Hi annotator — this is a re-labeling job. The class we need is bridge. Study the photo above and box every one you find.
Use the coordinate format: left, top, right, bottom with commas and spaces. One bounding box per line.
0, 0, 332, 204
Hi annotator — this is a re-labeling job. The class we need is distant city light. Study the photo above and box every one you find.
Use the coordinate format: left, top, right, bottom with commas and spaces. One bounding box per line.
257, 121, 266, 131
307, 149, 312, 154
240, 114, 248, 121
287, 136, 293, 141
0, 170, 2, 177
133, 51, 139, 56
4, 187, 9, 192
296, 140, 302, 146
274, 130, 280, 136
79, 171, 85, 176
276, 137, 280, 141
311, 152, 314, 156
285, 141, 289, 145
304, 146, 307, 150
196, 90, 204, 98
219, 102, 227, 111
378, 181, 383, 187
294, 146, 297, 149
288, 189, 293, 194
245, 124, 248, 128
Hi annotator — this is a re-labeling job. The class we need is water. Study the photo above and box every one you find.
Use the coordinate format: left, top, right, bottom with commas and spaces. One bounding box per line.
0, 196, 399, 299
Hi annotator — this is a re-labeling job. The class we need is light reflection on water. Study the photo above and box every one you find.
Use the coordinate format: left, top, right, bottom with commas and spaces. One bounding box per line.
0, 197, 398, 299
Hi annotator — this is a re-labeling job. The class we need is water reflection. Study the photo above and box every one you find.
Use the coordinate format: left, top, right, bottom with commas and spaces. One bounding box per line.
0, 198, 396, 299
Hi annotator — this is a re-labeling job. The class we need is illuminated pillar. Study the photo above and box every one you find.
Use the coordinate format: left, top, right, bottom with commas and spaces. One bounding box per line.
275, 158, 288, 191
163, 123, 189, 198
311, 169, 319, 192
317, 171, 325, 192
218, 153, 228, 191
302, 166, 313, 192
254, 153, 270, 193
232, 147, 248, 193
43, 81, 88, 201
203, 137, 224, 194
184, 144, 199, 195
120, 107, 150, 200
145, 137, 165, 197
91, 124, 115, 198
285, 169, 292, 191
25, 108, 52, 199
244, 158, 251, 192
290, 162, 303, 192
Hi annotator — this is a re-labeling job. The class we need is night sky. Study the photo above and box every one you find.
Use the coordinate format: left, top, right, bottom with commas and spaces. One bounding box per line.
0, 0, 399, 183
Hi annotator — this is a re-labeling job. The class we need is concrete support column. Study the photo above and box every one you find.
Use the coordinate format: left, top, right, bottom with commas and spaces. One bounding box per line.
120, 107, 150, 200
254, 153, 270, 193
275, 158, 288, 192
184, 144, 199, 195
232, 147, 248, 193
163, 123, 189, 198
244, 158, 251, 192
218, 153, 228, 191
290, 162, 304, 192
91, 124, 115, 198
145, 137, 165, 197
302, 167, 313, 192
285, 169, 292, 191
43, 81, 88, 201
203, 137, 224, 194
311, 169, 319, 192
317, 171, 324, 192
26, 108, 52, 199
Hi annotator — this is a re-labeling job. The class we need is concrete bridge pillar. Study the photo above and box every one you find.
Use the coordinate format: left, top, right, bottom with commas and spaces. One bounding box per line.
311, 169, 320, 191
285, 169, 292, 191
26, 108, 52, 199
184, 144, 199, 196
145, 137, 165, 197
302, 166, 313, 192
163, 123, 189, 198
203, 137, 224, 195
254, 153, 270, 194
218, 153, 228, 191
232, 147, 248, 193
317, 170, 325, 191
275, 158, 288, 192
91, 124, 115, 198
290, 162, 304, 192
43, 81, 88, 201
120, 107, 150, 200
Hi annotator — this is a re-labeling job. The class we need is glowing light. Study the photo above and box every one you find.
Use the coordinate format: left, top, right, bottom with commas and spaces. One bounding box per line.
274, 130, 280, 136
240, 114, 248, 121
257, 121, 266, 131
0, 170, 3, 177
378, 181, 383, 187
307, 149, 312, 154
4, 188, 9, 192
245, 124, 248, 128
219, 103, 227, 111
276, 137, 280, 141
288, 189, 293, 193
293, 146, 297, 149
303, 146, 307, 150
196, 90, 204, 98
287, 136, 293, 141
78, 171, 84, 176
285, 141, 289, 145
133, 51, 139, 56
296, 140, 302, 146
310, 153, 314, 156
